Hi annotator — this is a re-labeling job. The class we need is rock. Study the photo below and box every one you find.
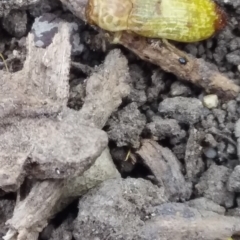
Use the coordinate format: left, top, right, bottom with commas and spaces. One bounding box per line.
2, 10, 27, 38
62, 148, 121, 198
31, 13, 84, 55
170, 81, 191, 97
107, 102, 146, 148
195, 164, 235, 208
73, 178, 167, 240
227, 208, 240, 217
186, 197, 226, 215
227, 165, 240, 192
145, 116, 186, 142
158, 97, 204, 125
226, 50, 240, 65
202, 94, 219, 109
0, 117, 108, 192
28, 0, 61, 17
126, 64, 147, 106
203, 147, 217, 159
147, 69, 166, 101
73, 178, 240, 240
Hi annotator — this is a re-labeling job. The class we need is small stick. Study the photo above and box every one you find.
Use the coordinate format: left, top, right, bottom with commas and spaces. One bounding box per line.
117, 32, 239, 100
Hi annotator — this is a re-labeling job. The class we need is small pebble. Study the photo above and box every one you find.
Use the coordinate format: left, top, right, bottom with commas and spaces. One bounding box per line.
202, 94, 218, 109
227, 143, 236, 155
204, 134, 217, 147
238, 65, 240, 72
203, 147, 217, 159
170, 81, 191, 96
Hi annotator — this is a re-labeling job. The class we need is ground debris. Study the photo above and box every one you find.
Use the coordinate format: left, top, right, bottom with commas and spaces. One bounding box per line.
158, 97, 204, 125
4, 181, 65, 240
107, 102, 146, 148
0, 23, 108, 191
137, 139, 192, 201
0, 24, 70, 119
185, 128, 204, 181
0, 117, 108, 192
73, 177, 240, 240
77, 49, 130, 128
2, 10, 27, 38
73, 178, 167, 240
195, 164, 235, 208
0, 200, 15, 238
186, 197, 226, 215
145, 116, 186, 142
48, 214, 74, 240
227, 165, 240, 192
2, 22, 128, 240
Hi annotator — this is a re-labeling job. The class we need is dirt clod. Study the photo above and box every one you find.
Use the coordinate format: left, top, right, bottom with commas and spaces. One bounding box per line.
158, 97, 204, 124
107, 102, 146, 148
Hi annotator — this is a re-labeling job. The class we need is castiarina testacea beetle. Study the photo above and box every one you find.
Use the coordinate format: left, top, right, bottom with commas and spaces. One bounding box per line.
85, 0, 227, 43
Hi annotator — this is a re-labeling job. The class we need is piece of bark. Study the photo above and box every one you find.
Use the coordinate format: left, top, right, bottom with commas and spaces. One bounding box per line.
0, 117, 108, 192
0, 22, 70, 120
76, 49, 130, 128
4, 180, 65, 240
137, 139, 192, 201
3, 25, 129, 240
0, 23, 107, 192
60, 0, 240, 100
118, 33, 240, 100
185, 128, 204, 181
140, 203, 240, 240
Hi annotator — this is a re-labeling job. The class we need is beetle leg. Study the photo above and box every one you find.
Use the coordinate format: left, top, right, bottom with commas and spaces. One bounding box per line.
150, 39, 162, 49
112, 31, 123, 44
0, 53, 8, 72
103, 31, 123, 45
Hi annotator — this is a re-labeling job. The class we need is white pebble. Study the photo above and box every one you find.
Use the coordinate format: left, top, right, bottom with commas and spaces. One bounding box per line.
203, 94, 219, 109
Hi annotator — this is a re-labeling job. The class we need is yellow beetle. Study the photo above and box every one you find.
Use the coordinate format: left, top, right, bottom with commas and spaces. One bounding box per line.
85, 0, 227, 43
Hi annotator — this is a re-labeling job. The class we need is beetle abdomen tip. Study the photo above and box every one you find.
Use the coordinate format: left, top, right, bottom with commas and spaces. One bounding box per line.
214, 5, 228, 32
